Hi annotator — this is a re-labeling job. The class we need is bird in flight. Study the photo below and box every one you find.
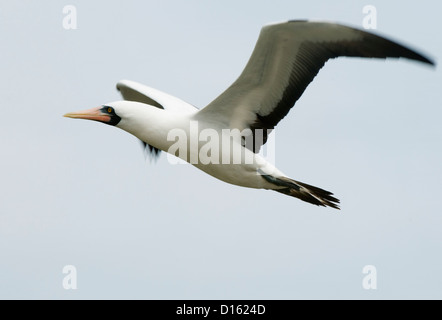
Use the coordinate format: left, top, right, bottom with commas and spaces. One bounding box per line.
64, 21, 434, 209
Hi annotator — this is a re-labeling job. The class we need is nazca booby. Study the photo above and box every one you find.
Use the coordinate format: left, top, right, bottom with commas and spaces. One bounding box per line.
64, 21, 435, 209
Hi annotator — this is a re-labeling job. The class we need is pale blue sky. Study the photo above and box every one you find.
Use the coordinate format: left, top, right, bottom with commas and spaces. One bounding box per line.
0, 1, 441, 299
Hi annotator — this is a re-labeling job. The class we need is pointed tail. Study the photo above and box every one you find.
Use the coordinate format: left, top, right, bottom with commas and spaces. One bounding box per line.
261, 173, 340, 209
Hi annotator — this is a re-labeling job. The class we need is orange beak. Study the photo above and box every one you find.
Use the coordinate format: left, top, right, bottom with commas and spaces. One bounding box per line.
63, 107, 111, 123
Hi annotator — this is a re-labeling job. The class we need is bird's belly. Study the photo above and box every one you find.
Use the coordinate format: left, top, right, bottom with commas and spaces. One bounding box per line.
138, 121, 284, 189
191, 154, 283, 190
193, 162, 262, 188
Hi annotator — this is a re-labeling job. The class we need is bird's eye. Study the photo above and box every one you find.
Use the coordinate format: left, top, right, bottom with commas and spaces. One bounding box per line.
107, 107, 112, 113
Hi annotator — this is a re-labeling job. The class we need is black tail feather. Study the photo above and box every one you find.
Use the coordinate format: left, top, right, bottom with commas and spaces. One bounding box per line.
262, 174, 340, 209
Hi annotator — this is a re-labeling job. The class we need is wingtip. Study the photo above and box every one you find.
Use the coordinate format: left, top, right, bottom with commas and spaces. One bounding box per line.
422, 56, 436, 67
116, 79, 127, 91
116, 79, 136, 91
404, 49, 436, 66
282, 20, 436, 67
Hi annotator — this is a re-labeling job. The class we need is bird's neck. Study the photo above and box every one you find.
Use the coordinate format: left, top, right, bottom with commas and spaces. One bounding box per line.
117, 106, 190, 152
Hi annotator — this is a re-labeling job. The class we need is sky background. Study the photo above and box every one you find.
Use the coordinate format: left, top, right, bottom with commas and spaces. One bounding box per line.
1, 0, 441, 299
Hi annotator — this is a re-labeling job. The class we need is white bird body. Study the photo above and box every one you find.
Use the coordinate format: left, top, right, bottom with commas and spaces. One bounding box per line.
110, 100, 282, 189
64, 21, 434, 209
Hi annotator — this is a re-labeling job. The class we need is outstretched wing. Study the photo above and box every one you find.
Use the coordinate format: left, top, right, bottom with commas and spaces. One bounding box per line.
197, 20, 434, 152
117, 79, 198, 113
